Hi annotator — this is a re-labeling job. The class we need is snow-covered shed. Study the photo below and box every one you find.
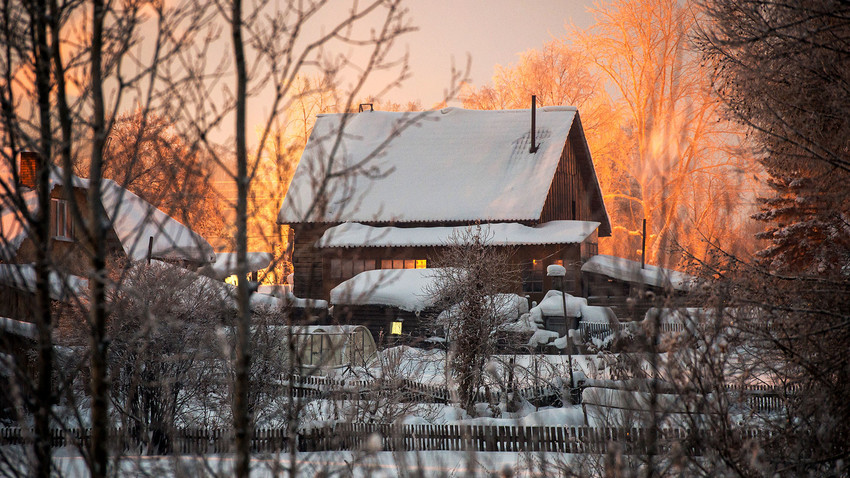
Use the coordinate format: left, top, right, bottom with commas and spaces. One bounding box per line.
278, 106, 611, 303
328, 268, 442, 340
581, 255, 694, 295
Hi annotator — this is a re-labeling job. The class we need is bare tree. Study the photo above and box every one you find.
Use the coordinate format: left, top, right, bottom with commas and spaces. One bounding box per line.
425, 225, 517, 415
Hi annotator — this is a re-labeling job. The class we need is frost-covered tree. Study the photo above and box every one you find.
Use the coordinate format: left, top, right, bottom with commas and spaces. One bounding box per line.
753, 175, 850, 274
699, 0, 850, 275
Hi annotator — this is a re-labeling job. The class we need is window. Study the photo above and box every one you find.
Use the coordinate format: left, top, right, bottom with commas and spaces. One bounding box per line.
50, 198, 73, 240
330, 259, 342, 279
341, 260, 353, 279
390, 321, 403, 335
338, 258, 427, 276
581, 240, 598, 260
522, 259, 544, 293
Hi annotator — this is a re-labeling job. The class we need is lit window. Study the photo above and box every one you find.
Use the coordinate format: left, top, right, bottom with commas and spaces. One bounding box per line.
415, 259, 427, 269
522, 259, 544, 293
404, 259, 415, 269
225, 275, 239, 286
381, 260, 393, 269
391, 321, 403, 335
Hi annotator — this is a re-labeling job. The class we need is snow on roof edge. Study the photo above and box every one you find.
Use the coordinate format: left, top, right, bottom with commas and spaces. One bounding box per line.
330, 268, 442, 312
581, 255, 694, 290
316, 221, 600, 249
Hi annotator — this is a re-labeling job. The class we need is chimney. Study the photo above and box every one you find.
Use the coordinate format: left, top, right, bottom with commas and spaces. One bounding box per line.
530, 95, 539, 154
19, 151, 38, 190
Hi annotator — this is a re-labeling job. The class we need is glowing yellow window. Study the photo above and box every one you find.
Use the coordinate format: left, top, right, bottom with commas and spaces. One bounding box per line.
415, 260, 427, 269
390, 321, 403, 335
225, 274, 239, 286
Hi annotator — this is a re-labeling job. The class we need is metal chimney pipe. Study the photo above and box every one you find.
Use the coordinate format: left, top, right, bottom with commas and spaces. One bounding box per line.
530, 95, 539, 154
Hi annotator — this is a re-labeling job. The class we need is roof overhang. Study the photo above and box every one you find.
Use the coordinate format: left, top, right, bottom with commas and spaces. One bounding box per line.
315, 220, 600, 248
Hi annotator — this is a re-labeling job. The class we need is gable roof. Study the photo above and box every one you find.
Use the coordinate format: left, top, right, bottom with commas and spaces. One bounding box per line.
0, 168, 215, 264
278, 106, 609, 227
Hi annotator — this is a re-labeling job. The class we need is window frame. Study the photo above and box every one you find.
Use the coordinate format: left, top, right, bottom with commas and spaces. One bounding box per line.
50, 198, 74, 241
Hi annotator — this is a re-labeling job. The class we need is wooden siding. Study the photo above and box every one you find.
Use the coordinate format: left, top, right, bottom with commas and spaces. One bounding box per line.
291, 224, 327, 299
540, 136, 587, 223
330, 304, 428, 344
539, 124, 610, 236
316, 241, 586, 303
0, 285, 38, 322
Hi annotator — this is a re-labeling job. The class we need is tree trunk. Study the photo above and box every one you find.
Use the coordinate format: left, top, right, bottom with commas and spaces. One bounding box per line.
89, 0, 110, 475
231, 0, 252, 474
31, 0, 53, 472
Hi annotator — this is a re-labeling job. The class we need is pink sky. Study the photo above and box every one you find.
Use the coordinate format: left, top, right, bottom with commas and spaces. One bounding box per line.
351, 0, 597, 106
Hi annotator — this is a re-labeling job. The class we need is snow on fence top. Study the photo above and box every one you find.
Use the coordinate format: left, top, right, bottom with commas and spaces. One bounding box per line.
278, 107, 608, 228
581, 254, 694, 290
330, 268, 443, 312
316, 220, 600, 248
0, 167, 215, 264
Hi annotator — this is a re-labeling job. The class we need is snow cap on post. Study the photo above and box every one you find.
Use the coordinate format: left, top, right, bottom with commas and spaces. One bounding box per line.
547, 264, 566, 277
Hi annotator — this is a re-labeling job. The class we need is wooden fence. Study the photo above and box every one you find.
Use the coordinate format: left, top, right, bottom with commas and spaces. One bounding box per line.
284, 375, 794, 413
1, 424, 772, 456
579, 320, 688, 340
284, 375, 563, 407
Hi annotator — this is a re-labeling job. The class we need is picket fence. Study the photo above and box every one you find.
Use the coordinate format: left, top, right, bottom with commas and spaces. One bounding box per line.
724, 383, 802, 413
0, 424, 770, 456
579, 320, 688, 340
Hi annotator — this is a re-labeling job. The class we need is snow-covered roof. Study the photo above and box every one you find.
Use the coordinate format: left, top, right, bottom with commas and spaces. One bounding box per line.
204, 252, 273, 280
0, 316, 37, 340
316, 220, 599, 248
0, 264, 88, 302
330, 268, 444, 312
278, 107, 610, 230
581, 255, 694, 291
0, 168, 215, 264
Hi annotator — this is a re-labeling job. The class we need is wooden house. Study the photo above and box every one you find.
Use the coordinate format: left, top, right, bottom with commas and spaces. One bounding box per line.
0, 154, 216, 321
277, 105, 612, 305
